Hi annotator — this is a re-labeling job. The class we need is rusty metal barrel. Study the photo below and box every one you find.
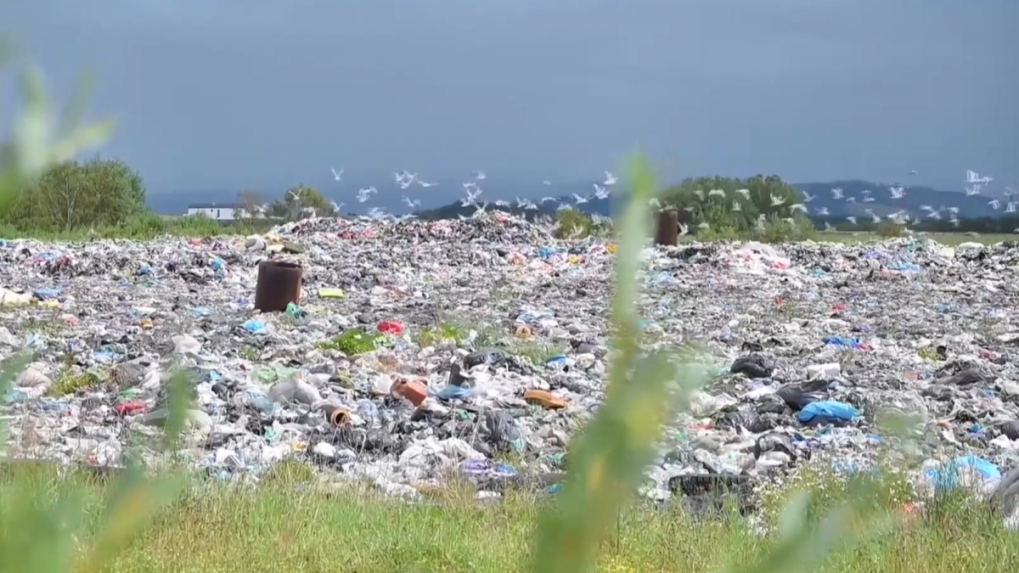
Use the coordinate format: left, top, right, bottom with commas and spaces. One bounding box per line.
655, 210, 679, 246
254, 260, 303, 312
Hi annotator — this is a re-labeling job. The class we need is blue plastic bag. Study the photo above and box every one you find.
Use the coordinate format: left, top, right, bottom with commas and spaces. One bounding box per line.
797, 400, 859, 426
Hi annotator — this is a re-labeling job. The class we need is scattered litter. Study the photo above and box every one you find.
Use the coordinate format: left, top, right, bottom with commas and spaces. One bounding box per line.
2, 218, 1019, 517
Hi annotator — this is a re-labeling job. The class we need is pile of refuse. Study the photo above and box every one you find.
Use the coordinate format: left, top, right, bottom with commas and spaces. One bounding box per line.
3, 215, 1019, 517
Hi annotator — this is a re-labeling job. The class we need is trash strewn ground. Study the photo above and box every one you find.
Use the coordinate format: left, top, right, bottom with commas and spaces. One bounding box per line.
3, 215, 1019, 518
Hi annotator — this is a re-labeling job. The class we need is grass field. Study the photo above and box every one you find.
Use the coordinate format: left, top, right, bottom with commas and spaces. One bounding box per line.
0, 465, 1015, 573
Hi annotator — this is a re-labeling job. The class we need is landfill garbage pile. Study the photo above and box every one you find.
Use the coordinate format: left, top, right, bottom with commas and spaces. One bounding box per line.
3, 216, 1019, 518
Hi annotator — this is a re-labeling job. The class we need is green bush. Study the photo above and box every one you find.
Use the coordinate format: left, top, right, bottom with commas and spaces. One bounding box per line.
875, 221, 905, 238
697, 224, 742, 241
757, 457, 916, 524
3, 156, 146, 230
754, 216, 816, 243
554, 209, 611, 239
269, 184, 329, 220
663, 174, 812, 239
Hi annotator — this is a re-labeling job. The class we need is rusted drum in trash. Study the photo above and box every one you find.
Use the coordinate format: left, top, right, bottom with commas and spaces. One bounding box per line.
254, 260, 303, 312
655, 210, 679, 246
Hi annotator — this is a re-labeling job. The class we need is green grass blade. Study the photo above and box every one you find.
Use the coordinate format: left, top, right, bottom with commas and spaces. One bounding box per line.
531, 153, 709, 573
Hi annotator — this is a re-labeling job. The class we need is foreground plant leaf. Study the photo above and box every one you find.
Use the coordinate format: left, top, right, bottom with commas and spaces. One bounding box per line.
75, 373, 191, 572
0, 353, 33, 442
531, 153, 708, 573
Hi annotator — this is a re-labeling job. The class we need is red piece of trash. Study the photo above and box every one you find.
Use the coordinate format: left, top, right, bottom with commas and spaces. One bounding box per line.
377, 321, 403, 334
114, 401, 146, 416
832, 304, 846, 314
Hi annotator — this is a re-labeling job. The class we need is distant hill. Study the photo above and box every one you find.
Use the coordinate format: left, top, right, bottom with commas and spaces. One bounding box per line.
793, 180, 1004, 219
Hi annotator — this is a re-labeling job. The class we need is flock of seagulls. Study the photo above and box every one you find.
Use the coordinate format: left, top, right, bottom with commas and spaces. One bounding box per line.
254, 165, 1012, 235
449, 170, 621, 223
661, 169, 1012, 235
266, 167, 626, 223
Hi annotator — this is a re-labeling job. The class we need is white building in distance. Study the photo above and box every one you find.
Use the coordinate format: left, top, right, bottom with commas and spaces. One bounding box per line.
185, 202, 249, 221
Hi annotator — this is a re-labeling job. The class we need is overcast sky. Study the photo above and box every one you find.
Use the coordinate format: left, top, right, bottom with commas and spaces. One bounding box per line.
1, 0, 1016, 198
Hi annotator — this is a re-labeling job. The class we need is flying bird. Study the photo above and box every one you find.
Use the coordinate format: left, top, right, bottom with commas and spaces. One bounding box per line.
831, 188, 844, 200
889, 186, 905, 199
967, 170, 992, 185
603, 171, 617, 186
331, 167, 344, 181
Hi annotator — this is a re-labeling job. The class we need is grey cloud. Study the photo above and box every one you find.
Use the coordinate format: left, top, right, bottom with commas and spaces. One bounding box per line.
0, 0, 1015, 199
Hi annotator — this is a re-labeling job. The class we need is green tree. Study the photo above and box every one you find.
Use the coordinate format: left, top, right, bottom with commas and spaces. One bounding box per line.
236, 189, 263, 220
272, 184, 328, 220
660, 174, 807, 238
3, 156, 146, 230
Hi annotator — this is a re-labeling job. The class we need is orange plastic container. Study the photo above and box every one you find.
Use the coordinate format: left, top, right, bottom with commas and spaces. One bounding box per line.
391, 378, 428, 407
523, 389, 566, 409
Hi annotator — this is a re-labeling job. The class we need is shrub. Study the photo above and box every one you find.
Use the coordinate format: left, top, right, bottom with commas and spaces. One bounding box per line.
4, 156, 146, 230
875, 221, 905, 238
754, 216, 816, 243
554, 209, 611, 239
756, 454, 916, 525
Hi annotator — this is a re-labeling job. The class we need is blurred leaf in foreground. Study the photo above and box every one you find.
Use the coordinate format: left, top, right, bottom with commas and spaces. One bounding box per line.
531, 152, 708, 573
75, 372, 191, 572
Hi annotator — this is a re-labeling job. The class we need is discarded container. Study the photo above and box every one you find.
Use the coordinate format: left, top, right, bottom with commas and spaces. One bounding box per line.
524, 389, 566, 409
655, 210, 679, 247
391, 378, 428, 407
323, 405, 351, 426
254, 260, 303, 313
